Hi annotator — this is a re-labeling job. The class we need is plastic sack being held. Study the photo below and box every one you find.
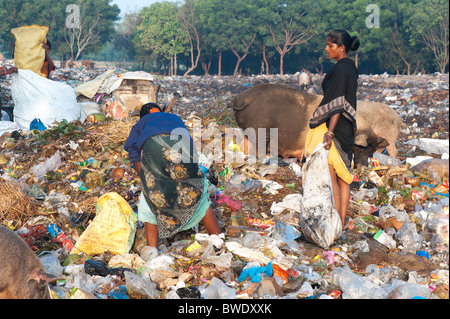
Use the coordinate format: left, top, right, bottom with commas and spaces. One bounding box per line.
11, 25, 48, 77
299, 143, 342, 249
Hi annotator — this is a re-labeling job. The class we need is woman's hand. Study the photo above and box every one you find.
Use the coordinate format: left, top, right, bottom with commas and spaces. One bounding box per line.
8, 67, 18, 74
323, 131, 334, 150
0, 67, 18, 76
324, 113, 340, 150
42, 42, 50, 54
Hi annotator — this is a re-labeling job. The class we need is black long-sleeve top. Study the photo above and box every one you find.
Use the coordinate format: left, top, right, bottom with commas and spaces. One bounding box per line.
309, 57, 358, 168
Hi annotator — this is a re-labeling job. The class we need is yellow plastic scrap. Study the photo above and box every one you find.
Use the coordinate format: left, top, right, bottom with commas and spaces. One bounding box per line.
72, 192, 137, 255
11, 25, 48, 77
186, 241, 201, 252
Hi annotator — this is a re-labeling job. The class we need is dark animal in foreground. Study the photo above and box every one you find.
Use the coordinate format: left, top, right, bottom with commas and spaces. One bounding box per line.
0, 225, 57, 299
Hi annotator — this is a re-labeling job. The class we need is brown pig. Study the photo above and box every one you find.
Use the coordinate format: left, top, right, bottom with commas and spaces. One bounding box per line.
355, 100, 403, 158
230, 83, 402, 167
0, 225, 57, 299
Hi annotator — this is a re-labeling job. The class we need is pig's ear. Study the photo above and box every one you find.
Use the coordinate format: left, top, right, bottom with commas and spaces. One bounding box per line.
354, 134, 368, 147
376, 137, 390, 149
29, 269, 60, 286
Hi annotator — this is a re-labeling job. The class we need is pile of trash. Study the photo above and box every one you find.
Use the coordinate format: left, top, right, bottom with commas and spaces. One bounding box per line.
0, 66, 448, 300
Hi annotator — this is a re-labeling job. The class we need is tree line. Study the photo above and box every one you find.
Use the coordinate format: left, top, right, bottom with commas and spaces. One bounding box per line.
0, 0, 448, 75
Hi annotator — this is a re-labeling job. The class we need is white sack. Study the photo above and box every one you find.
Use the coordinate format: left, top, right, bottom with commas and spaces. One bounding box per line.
0, 121, 19, 136
100, 71, 155, 94
299, 143, 342, 249
74, 69, 115, 99
74, 70, 155, 99
11, 69, 80, 130
1, 110, 10, 121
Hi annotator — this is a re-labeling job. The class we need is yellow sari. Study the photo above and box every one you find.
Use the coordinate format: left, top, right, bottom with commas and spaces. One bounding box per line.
305, 123, 353, 185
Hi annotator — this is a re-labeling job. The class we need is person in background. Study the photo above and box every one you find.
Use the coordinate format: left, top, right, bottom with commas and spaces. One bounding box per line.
0, 65, 18, 120
305, 29, 360, 229
41, 40, 55, 79
124, 103, 221, 261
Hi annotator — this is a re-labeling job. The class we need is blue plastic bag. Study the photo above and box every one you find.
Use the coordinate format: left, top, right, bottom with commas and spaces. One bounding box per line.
238, 261, 273, 283
416, 250, 430, 259
30, 118, 46, 131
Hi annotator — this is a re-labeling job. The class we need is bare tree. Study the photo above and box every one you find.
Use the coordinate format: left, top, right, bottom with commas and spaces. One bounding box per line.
227, 33, 256, 76
262, 44, 270, 75
201, 60, 211, 75
179, 1, 201, 76
64, 6, 101, 62
420, 18, 449, 74
390, 22, 417, 75
267, 14, 313, 75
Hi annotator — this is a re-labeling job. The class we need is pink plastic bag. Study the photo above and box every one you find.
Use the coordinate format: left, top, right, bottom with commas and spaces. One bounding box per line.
106, 100, 128, 119
210, 195, 242, 211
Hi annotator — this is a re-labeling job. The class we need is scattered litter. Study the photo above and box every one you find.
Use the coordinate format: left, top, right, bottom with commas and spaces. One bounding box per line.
0, 67, 448, 300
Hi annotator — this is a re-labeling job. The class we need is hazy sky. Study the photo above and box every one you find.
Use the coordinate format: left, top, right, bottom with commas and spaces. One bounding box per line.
111, 0, 161, 16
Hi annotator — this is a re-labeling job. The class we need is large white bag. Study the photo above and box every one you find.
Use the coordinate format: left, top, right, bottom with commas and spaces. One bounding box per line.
299, 143, 342, 249
11, 69, 80, 130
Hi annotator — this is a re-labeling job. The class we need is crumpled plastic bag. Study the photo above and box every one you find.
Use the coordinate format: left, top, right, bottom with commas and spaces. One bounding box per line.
395, 223, 423, 253
210, 194, 242, 211
270, 193, 302, 215
72, 192, 137, 255
331, 264, 392, 299
406, 138, 449, 156
388, 283, 432, 299
30, 150, 61, 179
298, 143, 342, 249
202, 277, 236, 299
425, 218, 449, 246
238, 261, 273, 283
194, 233, 225, 248
204, 252, 233, 269
105, 99, 128, 119
125, 271, 159, 299
271, 219, 301, 252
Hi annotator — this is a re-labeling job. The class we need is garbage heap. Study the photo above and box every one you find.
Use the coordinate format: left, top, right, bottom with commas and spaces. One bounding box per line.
0, 70, 448, 300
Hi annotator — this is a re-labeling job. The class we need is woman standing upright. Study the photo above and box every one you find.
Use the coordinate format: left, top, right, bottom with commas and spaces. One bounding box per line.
305, 29, 360, 228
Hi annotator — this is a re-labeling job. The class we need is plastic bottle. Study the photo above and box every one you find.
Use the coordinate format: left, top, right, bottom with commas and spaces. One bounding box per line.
374, 230, 396, 250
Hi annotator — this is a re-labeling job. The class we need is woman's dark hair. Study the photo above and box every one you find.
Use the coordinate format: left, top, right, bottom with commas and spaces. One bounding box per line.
327, 29, 360, 52
46, 40, 51, 50
140, 102, 161, 118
